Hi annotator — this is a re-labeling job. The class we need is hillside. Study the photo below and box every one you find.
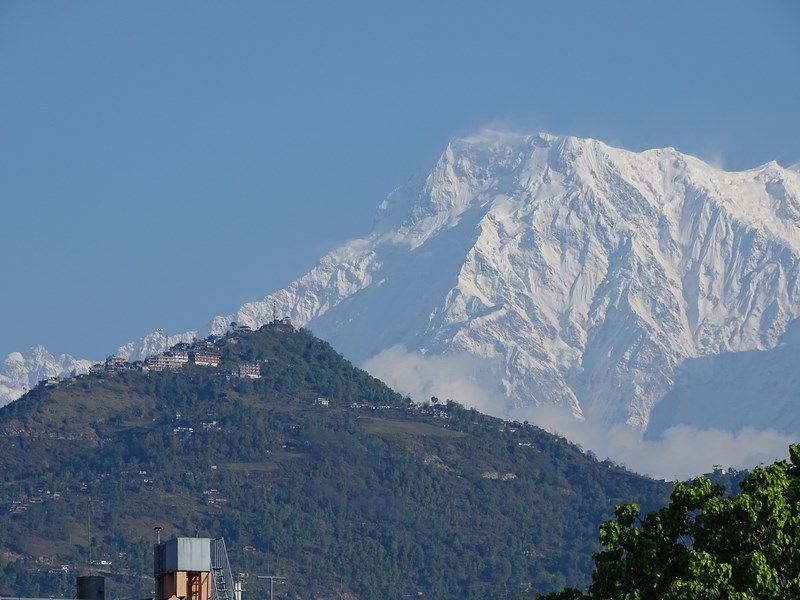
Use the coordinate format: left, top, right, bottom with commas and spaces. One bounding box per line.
0, 324, 669, 599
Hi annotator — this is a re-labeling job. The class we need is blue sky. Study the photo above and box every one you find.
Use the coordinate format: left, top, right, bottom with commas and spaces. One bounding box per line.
1, 1, 799, 361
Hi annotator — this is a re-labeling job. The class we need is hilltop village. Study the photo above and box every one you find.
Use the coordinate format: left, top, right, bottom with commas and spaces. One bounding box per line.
36, 318, 466, 421
32, 319, 294, 391
95, 319, 294, 378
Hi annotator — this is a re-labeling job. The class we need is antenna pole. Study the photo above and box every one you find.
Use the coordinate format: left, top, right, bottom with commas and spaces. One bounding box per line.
256, 575, 286, 600
87, 500, 93, 575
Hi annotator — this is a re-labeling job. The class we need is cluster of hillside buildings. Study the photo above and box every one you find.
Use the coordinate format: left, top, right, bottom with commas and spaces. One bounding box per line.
143, 339, 221, 372
85, 322, 296, 379
90, 340, 226, 375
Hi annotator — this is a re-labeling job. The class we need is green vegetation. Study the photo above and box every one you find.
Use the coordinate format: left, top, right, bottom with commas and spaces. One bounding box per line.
0, 325, 670, 599
535, 445, 800, 600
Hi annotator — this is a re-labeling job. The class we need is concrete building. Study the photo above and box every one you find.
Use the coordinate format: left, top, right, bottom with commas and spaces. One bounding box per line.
147, 351, 189, 372
237, 362, 260, 379
189, 351, 221, 368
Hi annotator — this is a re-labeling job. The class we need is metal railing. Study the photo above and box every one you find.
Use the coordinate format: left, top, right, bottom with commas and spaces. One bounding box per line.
210, 537, 236, 600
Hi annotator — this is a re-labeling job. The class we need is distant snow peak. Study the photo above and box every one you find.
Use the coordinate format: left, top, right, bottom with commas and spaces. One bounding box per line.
116, 330, 198, 363
0, 346, 92, 407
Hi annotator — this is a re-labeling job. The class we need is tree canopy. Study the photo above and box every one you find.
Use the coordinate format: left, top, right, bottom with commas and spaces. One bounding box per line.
542, 444, 800, 599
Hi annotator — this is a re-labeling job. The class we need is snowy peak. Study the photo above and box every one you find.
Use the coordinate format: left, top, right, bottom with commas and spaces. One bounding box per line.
243, 132, 800, 431
373, 132, 558, 245
0, 347, 93, 402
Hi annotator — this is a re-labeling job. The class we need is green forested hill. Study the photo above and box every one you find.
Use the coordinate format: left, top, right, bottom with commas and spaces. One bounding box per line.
0, 324, 670, 599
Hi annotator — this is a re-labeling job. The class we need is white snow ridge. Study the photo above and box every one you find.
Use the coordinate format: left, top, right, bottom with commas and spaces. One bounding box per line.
3, 131, 800, 477
224, 132, 800, 436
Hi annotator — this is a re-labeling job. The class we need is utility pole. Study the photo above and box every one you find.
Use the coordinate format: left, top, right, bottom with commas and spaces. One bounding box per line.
256, 575, 286, 600
87, 501, 93, 575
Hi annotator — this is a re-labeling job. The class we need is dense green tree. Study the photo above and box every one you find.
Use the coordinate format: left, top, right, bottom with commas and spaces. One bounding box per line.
539, 444, 800, 599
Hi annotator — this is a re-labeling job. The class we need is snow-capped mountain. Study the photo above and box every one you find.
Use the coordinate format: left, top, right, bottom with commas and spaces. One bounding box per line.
3, 131, 800, 442
0, 347, 93, 402
213, 131, 800, 433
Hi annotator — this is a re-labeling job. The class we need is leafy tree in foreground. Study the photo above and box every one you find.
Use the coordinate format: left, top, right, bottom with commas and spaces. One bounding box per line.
540, 444, 800, 599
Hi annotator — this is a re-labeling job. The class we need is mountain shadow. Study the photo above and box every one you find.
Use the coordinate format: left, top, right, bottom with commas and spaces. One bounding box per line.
647, 317, 800, 439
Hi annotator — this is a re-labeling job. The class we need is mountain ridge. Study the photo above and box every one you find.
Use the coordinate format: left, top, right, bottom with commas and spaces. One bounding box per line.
3, 131, 799, 471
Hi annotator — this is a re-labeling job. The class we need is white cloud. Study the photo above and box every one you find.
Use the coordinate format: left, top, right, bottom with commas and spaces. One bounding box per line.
363, 346, 796, 480
362, 345, 503, 415
511, 403, 795, 480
